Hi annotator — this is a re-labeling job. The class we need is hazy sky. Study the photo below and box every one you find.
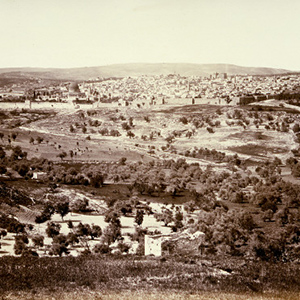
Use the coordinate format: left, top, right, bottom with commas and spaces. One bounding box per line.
1, 0, 300, 70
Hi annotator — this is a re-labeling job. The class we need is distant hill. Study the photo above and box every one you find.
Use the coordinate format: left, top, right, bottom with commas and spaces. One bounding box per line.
0, 63, 294, 82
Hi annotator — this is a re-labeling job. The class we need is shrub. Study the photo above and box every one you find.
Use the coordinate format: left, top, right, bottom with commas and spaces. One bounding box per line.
93, 243, 111, 254
179, 116, 188, 124
207, 127, 214, 134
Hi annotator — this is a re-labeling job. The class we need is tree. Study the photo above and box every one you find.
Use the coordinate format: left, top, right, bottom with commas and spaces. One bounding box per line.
73, 222, 94, 250
32, 234, 44, 249
129, 117, 134, 127
166, 175, 186, 197
11, 133, 17, 141
231, 191, 246, 203
0, 147, 5, 160
275, 207, 290, 227
99, 128, 109, 136
54, 200, 69, 221
186, 131, 193, 138
36, 136, 44, 144
57, 151, 67, 161
248, 231, 285, 262
14, 234, 29, 255
135, 210, 144, 226
0, 133, 4, 141
291, 163, 300, 178
93, 243, 111, 254
122, 122, 131, 131
49, 234, 69, 257
155, 208, 173, 226
16, 163, 29, 177
46, 222, 61, 238
127, 131, 135, 138
35, 202, 55, 224
46, 194, 70, 220
207, 127, 214, 133
90, 224, 102, 240
75, 222, 91, 237
179, 116, 188, 124
66, 232, 79, 246
89, 172, 104, 188
119, 157, 127, 165
103, 214, 121, 245
0, 229, 7, 249
110, 129, 121, 137
174, 210, 183, 229
70, 198, 89, 212
29, 137, 35, 144
293, 123, 300, 133
165, 135, 174, 144
237, 211, 256, 231
10, 146, 27, 160
69, 150, 74, 159
0, 164, 7, 174
0, 229, 7, 239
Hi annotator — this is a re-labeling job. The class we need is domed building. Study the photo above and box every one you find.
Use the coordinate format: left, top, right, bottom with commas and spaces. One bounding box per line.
68, 82, 86, 102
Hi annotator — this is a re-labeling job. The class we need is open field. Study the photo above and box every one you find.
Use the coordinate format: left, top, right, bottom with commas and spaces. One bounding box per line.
1, 255, 300, 299
0, 99, 298, 165
3, 291, 300, 300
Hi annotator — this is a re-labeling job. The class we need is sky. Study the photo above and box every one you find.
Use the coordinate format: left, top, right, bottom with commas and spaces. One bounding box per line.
0, 0, 300, 70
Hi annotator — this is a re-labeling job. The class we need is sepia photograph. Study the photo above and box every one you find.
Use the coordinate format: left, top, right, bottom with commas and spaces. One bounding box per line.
1, 0, 300, 299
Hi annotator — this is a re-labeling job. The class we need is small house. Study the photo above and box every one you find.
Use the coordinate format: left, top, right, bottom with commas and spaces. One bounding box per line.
145, 230, 205, 257
32, 172, 47, 181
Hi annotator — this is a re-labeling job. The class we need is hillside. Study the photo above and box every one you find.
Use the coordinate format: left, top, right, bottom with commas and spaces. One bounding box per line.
2, 100, 300, 298
0, 63, 293, 82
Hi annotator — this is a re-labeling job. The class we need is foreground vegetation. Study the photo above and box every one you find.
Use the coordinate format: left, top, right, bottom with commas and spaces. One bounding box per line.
0, 254, 300, 299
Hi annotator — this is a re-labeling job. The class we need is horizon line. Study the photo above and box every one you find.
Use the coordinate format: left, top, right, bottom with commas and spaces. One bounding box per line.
0, 62, 296, 71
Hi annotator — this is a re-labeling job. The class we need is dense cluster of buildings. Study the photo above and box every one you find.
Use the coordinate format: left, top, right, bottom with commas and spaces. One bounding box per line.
1, 73, 300, 106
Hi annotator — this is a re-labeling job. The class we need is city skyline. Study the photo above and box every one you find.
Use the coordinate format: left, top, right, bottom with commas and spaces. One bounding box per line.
1, 0, 299, 71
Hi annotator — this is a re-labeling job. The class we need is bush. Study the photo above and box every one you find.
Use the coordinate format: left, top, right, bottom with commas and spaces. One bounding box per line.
0, 213, 25, 233
207, 127, 214, 134
70, 198, 89, 213
93, 243, 111, 254
179, 116, 188, 124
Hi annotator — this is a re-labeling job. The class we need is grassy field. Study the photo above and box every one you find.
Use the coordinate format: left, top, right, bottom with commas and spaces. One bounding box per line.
0, 255, 300, 299
1, 101, 298, 168
3, 290, 300, 300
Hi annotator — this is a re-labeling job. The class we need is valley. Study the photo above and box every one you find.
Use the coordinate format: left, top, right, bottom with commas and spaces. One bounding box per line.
2, 82, 300, 298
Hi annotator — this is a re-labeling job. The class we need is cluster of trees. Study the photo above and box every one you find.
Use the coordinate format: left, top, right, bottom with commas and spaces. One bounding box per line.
3, 150, 300, 261
11, 221, 103, 257
98, 128, 121, 137
49, 165, 105, 188
0, 145, 107, 188
0, 145, 52, 179
0, 110, 55, 130
181, 147, 241, 164
154, 206, 183, 230
0, 213, 25, 234
29, 136, 44, 145
0, 181, 32, 206
4, 133, 300, 261
35, 194, 70, 223
45, 221, 102, 256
